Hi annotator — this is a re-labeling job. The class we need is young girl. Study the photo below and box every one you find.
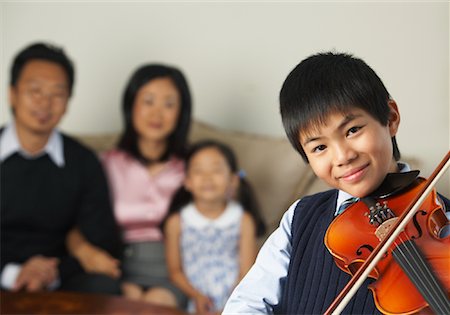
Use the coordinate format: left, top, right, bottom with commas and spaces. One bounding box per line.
164, 140, 265, 315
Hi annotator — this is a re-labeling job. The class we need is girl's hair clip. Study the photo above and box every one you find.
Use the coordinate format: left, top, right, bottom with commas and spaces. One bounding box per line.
238, 169, 246, 179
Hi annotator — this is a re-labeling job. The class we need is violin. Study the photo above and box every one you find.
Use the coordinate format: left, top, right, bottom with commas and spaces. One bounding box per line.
324, 151, 450, 315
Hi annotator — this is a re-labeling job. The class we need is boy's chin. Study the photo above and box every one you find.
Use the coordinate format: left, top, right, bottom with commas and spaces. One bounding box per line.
340, 183, 379, 198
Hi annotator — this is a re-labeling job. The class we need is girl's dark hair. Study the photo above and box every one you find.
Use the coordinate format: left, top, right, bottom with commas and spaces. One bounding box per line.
165, 140, 266, 237
117, 64, 192, 164
11, 42, 75, 96
279, 51, 400, 163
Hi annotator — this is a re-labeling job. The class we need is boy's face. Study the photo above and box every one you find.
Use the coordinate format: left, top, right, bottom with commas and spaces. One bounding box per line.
299, 102, 400, 198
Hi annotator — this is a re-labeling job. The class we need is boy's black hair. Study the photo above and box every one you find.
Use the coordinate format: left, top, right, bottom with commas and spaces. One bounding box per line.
118, 64, 192, 164
10, 42, 75, 96
164, 139, 266, 237
279, 51, 400, 163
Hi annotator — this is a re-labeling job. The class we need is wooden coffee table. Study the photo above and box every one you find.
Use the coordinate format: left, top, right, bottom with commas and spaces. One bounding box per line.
0, 290, 187, 314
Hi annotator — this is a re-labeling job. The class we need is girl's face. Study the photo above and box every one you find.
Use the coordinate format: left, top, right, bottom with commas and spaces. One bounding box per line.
299, 102, 400, 198
132, 77, 181, 143
184, 147, 238, 204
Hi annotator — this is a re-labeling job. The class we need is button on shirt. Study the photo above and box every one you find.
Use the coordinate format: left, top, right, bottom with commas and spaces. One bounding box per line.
223, 163, 414, 314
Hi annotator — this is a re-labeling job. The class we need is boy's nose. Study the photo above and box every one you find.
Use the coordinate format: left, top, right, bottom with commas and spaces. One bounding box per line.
334, 143, 357, 166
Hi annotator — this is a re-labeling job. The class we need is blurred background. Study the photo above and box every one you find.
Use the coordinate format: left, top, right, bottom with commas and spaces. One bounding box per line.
1, 1, 449, 193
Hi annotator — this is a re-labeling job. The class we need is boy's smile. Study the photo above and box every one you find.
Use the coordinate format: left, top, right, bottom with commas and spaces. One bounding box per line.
300, 102, 401, 198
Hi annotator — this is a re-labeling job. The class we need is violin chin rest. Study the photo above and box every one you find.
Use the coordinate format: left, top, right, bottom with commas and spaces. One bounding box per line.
370, 170, 420, 198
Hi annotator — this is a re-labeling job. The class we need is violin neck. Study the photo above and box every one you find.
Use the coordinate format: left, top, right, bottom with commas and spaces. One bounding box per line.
392, 239, 450, 314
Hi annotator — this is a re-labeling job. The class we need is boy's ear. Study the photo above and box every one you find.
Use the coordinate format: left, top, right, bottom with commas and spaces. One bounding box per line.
387, 100, 400, 136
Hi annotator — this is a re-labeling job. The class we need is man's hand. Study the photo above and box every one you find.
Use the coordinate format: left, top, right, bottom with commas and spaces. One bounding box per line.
13, 255, 59, 292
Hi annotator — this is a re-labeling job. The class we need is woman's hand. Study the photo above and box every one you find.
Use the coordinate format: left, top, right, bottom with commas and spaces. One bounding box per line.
67, 228, 121, 278
78, 245, 121, 278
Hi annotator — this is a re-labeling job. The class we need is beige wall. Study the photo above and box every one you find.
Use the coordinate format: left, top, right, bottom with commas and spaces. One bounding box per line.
1, 1, 449, 194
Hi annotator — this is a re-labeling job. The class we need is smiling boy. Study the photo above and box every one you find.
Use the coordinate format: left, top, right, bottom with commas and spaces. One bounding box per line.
223, 52, 449, 314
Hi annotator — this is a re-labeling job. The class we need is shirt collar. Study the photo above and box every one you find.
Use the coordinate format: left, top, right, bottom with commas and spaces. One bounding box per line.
335, 162, 411, 215
0, 122, 65, 167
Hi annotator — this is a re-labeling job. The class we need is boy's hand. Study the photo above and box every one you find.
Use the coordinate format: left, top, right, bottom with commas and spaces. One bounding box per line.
77, 245, 121, 279
194, 293, 214, 315
13, 255, 59, 292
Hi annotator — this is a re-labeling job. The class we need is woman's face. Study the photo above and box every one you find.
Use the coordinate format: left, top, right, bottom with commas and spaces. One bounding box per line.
132, 77, 181, 143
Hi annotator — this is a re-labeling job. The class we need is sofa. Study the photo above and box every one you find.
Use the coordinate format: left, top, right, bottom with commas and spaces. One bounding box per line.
75, 120, 419, 241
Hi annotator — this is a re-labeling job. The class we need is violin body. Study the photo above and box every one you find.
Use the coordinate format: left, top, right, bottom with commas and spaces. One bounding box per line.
325, 178, 450, 314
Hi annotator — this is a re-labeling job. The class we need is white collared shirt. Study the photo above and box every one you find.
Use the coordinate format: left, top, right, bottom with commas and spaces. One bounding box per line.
0, 121, 63, 290
0, 122, 65, 167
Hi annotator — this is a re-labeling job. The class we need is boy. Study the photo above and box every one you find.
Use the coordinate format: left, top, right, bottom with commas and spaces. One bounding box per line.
223, 52, 450, 314
0, 42, 122, 293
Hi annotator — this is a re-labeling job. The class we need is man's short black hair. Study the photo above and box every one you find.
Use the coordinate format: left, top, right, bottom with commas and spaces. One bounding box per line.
10, 42, 75, 96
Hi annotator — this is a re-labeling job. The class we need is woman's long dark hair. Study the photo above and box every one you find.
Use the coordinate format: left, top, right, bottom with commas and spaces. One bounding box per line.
164, 140, 266, 237
118, 64, 192, 164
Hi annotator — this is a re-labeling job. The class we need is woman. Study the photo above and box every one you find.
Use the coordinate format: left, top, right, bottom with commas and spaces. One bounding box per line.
68, 64, 192, 308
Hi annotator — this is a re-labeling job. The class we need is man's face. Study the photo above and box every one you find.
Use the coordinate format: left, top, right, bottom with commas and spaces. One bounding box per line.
10, 60, 70, 137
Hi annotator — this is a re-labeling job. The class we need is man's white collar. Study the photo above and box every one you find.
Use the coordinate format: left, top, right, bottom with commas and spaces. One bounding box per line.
0, 122, 65, 167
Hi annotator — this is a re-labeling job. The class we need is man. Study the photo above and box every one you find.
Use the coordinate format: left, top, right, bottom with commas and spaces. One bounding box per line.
0, 42, 122, 294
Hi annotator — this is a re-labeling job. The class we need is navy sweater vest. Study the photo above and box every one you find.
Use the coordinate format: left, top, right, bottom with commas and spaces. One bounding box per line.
278, 189, 450, 315
278, 190, 380, 315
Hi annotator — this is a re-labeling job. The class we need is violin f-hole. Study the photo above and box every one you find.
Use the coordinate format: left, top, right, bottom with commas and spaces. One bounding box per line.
411, 210, 427, 239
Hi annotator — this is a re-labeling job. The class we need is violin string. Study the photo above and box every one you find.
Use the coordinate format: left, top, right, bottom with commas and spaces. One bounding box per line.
403, 236, 450, 312
406, 236, 449, 302
393, 236, 438, 309
393, 234, 449, 313
393, 236, 443, 313
395, 235, 445, 312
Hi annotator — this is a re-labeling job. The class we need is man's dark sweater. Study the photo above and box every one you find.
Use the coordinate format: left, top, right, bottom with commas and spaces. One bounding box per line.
1, 133, 122, 284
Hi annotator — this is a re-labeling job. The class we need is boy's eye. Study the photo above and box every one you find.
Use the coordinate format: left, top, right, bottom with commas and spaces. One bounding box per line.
347, 126, 362, 136
313, 144, 326, 153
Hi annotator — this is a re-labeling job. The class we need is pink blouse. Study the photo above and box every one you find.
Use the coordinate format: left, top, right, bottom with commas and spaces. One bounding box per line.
101, 149, 185, 243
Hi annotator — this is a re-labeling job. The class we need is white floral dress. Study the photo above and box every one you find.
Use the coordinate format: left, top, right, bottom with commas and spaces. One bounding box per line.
180, 201, 243, 313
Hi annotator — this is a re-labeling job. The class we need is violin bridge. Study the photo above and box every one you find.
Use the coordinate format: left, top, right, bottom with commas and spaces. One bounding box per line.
375, 217, 398, 241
